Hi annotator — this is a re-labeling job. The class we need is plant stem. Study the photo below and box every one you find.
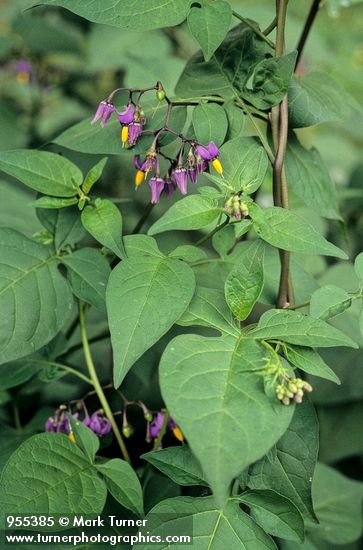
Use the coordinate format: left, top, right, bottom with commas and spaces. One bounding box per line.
232, 11, 275, 48
79, 302, 131, 464
195, 218, 229, 247
263, 16, 278, 36
270, 0, 294, 309
295, 0, 321, 70
13, 401, 21, 432
287, 300, 310, 310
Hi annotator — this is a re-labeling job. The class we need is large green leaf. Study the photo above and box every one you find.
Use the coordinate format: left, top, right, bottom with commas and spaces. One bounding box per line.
216, 137, 269, 193
319, 401, 363, 463
285, 134, 341, 220
148, 195, 222, 235
309, 285, 352, 321
306, 463, 363, 545
54, 102, 187, 155
81, 199, 126, 259
97, 459, 144, 516
138, 496, 276, 549
0, 150, 82, 197
141, 446, 207, 487
238, 489, 304, 543
249, 204, 347, 259
248, 400, 318, 521
177, 286, 239, 337
107, 255, 195, 387
288, 72, 358, 128
176, 24, 269, 99
61, 248, 111, 311
0, 434, 107, 514
0, 229, 73, 365
284, 345, 340, 385
160, 334, 294, 504
188, 0, 232, 62
37, 207, 86, 251
225, 239, 265, 321
192, 103, 228, 146
250, 309, 358, 348
243, 51, 297, 110
33, 0, 191, 30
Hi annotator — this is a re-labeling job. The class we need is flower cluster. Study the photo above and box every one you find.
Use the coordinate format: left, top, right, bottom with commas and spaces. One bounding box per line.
224, 194, 249, 220
91, 82, 223, 204
133, 141, 222, 204
45, 404, 111, 438
276, 378, 313, 405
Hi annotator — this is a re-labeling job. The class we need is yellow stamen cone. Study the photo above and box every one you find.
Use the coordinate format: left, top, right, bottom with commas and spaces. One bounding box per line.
212, 158, 223, 175
121, 125, 129, 145
68, 432, 75, 443
135, 170, 145, 187
173, 427, 184, 442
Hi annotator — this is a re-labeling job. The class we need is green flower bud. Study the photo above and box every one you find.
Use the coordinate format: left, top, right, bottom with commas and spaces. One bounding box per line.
122, 425, 133, 438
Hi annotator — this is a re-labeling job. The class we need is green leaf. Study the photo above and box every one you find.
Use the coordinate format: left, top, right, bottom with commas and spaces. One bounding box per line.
30, 196, 78, 209
141, 446, 208, 487
148, 195, 222, 235
307, 463, 363, 544
248, 399, 319, 522
0, 229, 73, 365
138, 496, 276, 549
61, 248, 111, 311
284, 345, 340, 385
187, 1, 232, 62
123, 234, 164, 258
54, 102, 187, 155
97, 459, 144, 517
68, 415, 99, 463
288, 72, 360, 128
243, 51, 297, 110
285, 134, 341, 220
216, 137, 269, 193
309, 285, 352, 321
82, 157, 108, 194
249, 204, 348, 259
81, 198, 126, 259
0, 360, 44, 390
160, 334, 294, 504
212, 224, 235, 257
107, 256, 195, 387
34, 0, 191, 30
224, 101, 245, 140
319, 401, 363, 463
176, 24, 269, 99
250, 309, 358, 348
168, 245, 207, 263
0, 433, 107, 514
0, 150, 82, 197
37, 206, 85, 251
354, 252, 363, 281
239, 489, 305, 543
192, 103, 228, 146
177, 286, 239, 337
225, 239, 265, 321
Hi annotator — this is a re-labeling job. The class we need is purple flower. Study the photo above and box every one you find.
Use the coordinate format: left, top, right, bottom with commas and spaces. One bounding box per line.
134, 155, 147, 171
91, 101, 115, 127
88, 411, 112, 436
164, 176, 177, 197
150, 412, 165, 439
118, 104, 135, 124
188, 168, 198, 184
128, 122, 143, 146
172, 168, 188, 195
149, 177, 165, 204
16, 60, 32, 74
196, 141, 220, 161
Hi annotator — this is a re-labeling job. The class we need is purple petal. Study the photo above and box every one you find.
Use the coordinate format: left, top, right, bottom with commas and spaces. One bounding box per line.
128, 122, 143, 146
207, 141, 219, 158
188, 168, 198, 184
150, 412, 164, 438
91, 101, 106, 125
172, 168, 188, 195
149, 177, 165, 204
196, 144, 212, 161
164, 178, 177, 197
45, 417, 54, 432
101, 103, 115, 128
118, 104, 135, 124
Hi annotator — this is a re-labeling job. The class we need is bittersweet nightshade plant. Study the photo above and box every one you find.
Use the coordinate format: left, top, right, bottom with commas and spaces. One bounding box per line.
0, 1, 362, 548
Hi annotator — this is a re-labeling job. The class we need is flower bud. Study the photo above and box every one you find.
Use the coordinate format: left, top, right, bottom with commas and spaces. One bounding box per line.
282, 396, 290, 406
122, 425, 134, 438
